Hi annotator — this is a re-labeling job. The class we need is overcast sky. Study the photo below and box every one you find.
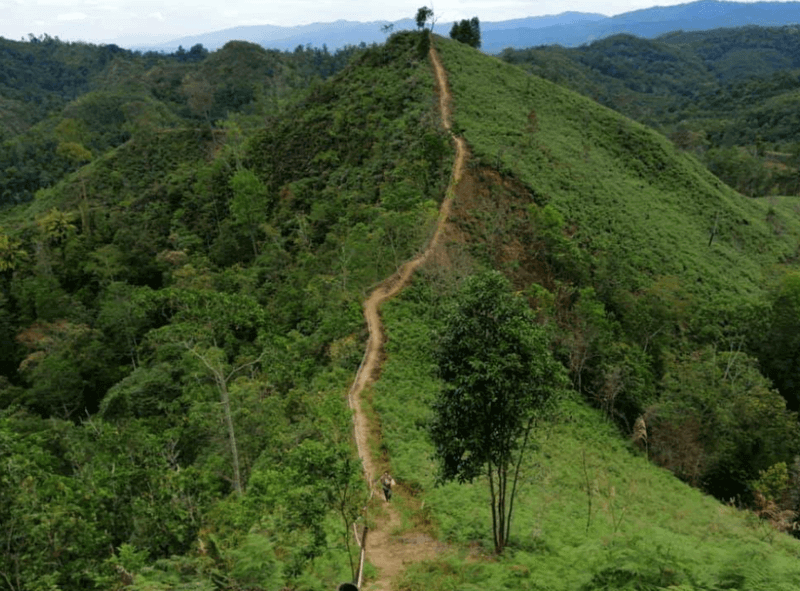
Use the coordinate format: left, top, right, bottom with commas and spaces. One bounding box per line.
0, 0, 791, 45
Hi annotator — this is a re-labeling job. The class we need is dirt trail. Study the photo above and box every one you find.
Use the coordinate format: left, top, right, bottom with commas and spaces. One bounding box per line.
345, 42, 466, 591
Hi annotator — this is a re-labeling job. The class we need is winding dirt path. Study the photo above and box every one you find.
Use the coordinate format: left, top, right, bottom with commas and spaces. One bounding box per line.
346, 42, 466, 590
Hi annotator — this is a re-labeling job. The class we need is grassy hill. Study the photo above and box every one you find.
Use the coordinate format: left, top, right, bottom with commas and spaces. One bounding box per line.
375, 292, 800, 590
2, 28, 800, 590
439, 36, 800, 300
365, 35, 800, 590
501, 26, 800, 196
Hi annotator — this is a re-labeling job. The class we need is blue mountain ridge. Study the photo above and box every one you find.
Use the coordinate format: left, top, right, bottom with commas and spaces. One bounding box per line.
133, 1, 800, 54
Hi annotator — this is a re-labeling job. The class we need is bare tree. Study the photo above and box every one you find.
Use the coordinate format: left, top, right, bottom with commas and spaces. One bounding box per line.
183, 343, 264, 495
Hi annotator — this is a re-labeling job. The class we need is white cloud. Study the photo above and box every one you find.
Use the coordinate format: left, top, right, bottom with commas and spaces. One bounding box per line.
148, 11, 164, 20
56, 12, 87, 20
36, 0, 85, 6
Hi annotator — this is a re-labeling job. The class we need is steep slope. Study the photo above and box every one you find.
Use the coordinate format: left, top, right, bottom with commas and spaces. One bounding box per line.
365, 36, 800, 591
437, 35, 800, 442
501, 27, 800, 197
374, 293, 800, 590
440, 36, 800, 303
346, 41, 465, 591
0, 32, 454, 591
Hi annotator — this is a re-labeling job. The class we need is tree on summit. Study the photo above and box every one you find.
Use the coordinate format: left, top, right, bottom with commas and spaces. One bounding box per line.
450, 17, 481, 48
415, 6, 434, 30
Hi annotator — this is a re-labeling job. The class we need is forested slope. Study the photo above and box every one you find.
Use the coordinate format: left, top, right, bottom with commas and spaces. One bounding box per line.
0, 31, 449, 590
0, 36, 360, 206
501, 26, 800, 196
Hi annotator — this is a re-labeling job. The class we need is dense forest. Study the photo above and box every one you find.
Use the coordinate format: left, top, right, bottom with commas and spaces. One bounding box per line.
3, 24, 800, 590
0, 31, 450, 589
0, 35, 362, 205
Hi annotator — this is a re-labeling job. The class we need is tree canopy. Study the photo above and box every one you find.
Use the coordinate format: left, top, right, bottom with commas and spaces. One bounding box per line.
415, 6, 434, 31
429, 270, 566, 553
450, 17, 481, 49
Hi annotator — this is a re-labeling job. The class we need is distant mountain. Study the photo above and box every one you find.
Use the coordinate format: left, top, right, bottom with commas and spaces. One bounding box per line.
134, 19, 418, 53
481, 0, 800, 52
132, 13, 608, 53
130, 1, 800, 54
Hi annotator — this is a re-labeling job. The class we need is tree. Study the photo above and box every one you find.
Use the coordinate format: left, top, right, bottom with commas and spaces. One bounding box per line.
757, 271, 800, 411
449, 17, 481, 48
429, 270, 566, 553
229, 168, 270, 256
415, 6, 433, 31
183, 343, 264, 496
647, 347, 799, 500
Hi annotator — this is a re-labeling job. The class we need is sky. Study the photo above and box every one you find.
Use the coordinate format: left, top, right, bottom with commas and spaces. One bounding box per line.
0, 0, 792, 45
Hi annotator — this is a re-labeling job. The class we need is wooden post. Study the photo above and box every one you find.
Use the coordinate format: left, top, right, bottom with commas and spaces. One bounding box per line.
356, 525, 369, 589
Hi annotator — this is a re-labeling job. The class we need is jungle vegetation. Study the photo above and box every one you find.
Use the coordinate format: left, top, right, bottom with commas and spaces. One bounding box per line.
2, 24, 800, 590
501, 25, 800, 197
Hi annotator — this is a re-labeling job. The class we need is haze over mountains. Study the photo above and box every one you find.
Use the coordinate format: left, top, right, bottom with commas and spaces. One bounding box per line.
136, 0, 800, 54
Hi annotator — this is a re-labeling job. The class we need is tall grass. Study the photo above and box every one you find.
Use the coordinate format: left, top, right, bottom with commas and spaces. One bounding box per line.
374, 283, 800, 590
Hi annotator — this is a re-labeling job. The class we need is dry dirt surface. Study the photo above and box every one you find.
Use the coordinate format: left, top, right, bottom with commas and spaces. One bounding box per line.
345, 41, 467, 591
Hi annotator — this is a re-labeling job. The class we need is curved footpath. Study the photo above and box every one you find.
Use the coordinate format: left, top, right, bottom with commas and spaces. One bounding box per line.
346, 41, 467, 591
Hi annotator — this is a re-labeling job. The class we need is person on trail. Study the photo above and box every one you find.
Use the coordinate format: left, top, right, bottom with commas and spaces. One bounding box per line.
378, 471, 395, 501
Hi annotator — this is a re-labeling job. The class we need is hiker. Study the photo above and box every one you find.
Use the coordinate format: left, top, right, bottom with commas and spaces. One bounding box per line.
378, 471, 395, 501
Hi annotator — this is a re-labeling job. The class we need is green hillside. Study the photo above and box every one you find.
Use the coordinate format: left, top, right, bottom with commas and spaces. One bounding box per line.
364, 35, 800, 590
0, 31, 449, 590
2, 27, 800, 591
441, 36, 800, 301
375, 292, 800, 590
0, 37, 361, 206
501, 27, 800, 197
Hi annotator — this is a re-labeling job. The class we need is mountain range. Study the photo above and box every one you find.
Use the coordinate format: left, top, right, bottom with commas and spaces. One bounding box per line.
135, 0, 800, 54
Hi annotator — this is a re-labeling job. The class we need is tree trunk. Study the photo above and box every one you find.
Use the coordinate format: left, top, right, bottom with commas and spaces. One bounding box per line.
488, 461, 499, 552
216, 376, 243, 496
506, 417, 535, 547
184, 344, 264, 496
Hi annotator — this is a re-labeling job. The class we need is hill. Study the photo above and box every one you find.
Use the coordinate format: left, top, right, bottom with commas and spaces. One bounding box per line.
366, 34, 800, 589
0, 31, 450, 590
2, 29, 800, 591
481, 0, 800, 52
0, 38, 361, 206
501, 25, 800, 196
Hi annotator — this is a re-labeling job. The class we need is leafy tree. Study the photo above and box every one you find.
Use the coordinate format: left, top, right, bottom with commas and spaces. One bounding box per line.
182, 343, 264, 496
229, 168, 271, 256
647, 347, 799, 500
449, 17, 481, 49
429, 270, 566, 553
415, 6, 433, 31
756, 271, 800, 411
0, 233, 27, 272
